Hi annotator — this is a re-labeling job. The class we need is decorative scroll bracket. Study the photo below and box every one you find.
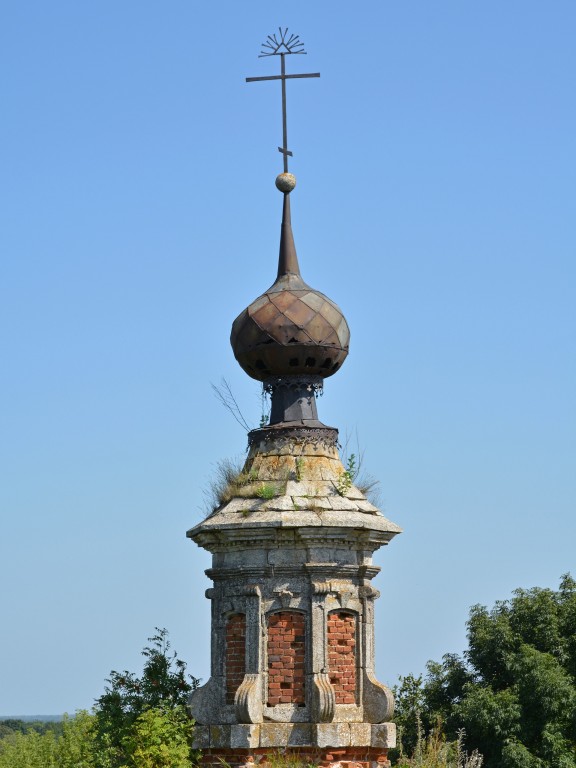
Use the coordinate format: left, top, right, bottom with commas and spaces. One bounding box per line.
311, 672, 336, 723
235, 673, 263, 724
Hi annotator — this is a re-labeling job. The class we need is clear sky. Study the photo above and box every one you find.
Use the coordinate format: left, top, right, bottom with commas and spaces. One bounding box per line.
1, 1, 574, 715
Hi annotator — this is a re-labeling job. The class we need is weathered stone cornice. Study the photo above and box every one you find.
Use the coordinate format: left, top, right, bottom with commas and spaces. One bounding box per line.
189, 512, 401, 551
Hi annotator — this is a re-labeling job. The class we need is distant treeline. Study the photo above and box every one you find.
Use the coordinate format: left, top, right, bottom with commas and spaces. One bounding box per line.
0, 719, 64, 739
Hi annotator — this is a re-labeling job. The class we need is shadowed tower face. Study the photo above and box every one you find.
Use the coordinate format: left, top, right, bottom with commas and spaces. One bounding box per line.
187, 29, 401, 768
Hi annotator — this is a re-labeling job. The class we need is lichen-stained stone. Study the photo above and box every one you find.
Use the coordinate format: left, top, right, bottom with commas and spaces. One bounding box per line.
246, 480, 286, 497
292, 496, 332, 511
209, 725, 232, 748
285, 480, 332, 497
191, 726, 210, 749
295, 457, 332, 480
306, 546, 357, 566
287, 723, 313, 746
255, 456, 294, 480
332, 704, 363, 723
326, 495, 360, 511
218, 498, 262, 514
218, 498, 268, 514
265, 494, 301, 511
315, 722, 352, 748
355, 499, 380, 514
259, 723, 313, 747
230, 724, 261, 749
371, 723, 397, 749
320, 464, 344, 482
349, 723, 372, 746
267, 546, 308, 566
259, 723, 291, 747
344, 484, 365, 500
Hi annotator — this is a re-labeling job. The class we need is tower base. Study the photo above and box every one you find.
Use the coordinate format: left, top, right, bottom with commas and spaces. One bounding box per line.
194, 723, 395, 768
200, 747, 390, 768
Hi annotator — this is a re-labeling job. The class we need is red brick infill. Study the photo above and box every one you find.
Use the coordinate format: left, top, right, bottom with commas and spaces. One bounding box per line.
226, 613, 246, 704
267, 611, 306, 706
327, 611, 357, 705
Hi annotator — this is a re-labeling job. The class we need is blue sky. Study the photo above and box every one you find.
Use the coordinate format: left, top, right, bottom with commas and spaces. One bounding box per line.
1, 1, 574, 714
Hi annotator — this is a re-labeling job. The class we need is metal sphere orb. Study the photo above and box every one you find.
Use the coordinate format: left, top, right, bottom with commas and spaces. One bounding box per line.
275, 173, 297, 193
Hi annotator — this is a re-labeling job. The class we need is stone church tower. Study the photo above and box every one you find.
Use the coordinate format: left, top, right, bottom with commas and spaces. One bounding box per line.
188, 31, 401, 768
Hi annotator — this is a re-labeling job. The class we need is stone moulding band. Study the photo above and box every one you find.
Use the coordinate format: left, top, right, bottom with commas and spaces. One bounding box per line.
193, 721, 397, 751
247, 425, 338, 450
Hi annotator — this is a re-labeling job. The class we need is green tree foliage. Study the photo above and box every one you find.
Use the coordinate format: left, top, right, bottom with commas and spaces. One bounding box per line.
0, 718, 64, 739
0, 710, 95, 768
394, 575, 576, 768
0, 629, 199, 768
93, 627, 199, 768
393, 673, 426, 756
124, 705, 194, 768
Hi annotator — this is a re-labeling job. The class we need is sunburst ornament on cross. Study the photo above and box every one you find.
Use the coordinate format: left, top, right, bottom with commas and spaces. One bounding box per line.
246, 28, 320, 178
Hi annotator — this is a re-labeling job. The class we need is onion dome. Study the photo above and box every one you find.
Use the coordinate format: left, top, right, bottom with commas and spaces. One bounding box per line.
230, 175, 350, 382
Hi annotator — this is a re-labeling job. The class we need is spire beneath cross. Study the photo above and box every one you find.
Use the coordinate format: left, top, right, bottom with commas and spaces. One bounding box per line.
246, 28, 320, 173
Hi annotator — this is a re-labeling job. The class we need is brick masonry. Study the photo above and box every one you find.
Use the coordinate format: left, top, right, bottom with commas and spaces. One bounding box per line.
200, 747, 390, 768
327, 611, 357, 705
226, 613, 247, 704
267, 611, 306, 706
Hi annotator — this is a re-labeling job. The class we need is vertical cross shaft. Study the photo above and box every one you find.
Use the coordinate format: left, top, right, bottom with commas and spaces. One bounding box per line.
281, 54, 288, 172
246, 48, 319, 172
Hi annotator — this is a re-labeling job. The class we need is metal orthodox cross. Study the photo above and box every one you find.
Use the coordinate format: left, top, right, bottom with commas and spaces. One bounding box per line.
246, 28, 320, 173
